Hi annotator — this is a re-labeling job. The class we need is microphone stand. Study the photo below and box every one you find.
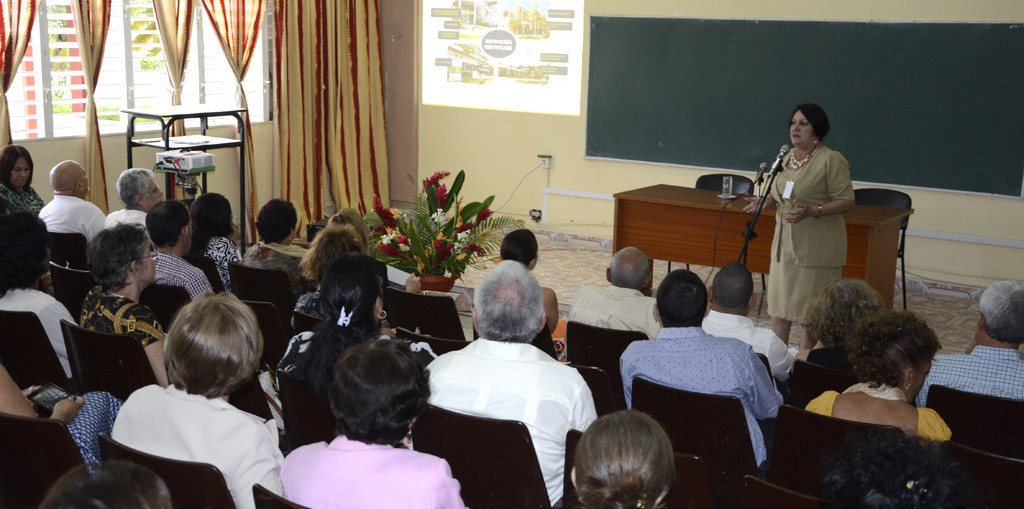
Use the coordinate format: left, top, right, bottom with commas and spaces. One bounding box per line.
738, 164, 783, 267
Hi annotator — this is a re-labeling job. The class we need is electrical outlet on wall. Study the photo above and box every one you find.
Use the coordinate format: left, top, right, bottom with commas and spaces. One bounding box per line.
537, 154, 551, 169
529, 209, 543, 222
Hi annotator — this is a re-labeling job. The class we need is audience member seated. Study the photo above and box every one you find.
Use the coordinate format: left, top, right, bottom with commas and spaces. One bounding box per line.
243, 198, 308, 298
427, 261, 597, 505
572, 410, 675, 509
146, 200, 213, 299
916, 280, 1024, 406
39, 460, 172, 509
501, 229, 560, 335
702, 263, 797, 382
329, 207, 405, 298
0, 194, 10, 215
822, 432, 976, 509
0, 144, 43, 213
0, 363, 121, 465
81, 224, 169, 386
281, 340, 466, 509
802, 279, 885, 371
187, 192, 240, 292
569, 247, 660, 339
112, 293, 284, 509
620, 269, 782, 466
0, 212, 75, 376
295, 223, 364, 319
806, 310, 950, 440
38, 161, 105, 240
105, 168, 163, 229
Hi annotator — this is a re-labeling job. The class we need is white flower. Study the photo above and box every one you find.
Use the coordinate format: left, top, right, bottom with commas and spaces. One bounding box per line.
379, 233, 394, 245
430, 208, 445, 224
444, 271, 453, 278
456, 231, 471, 245
399, 244, 410, 252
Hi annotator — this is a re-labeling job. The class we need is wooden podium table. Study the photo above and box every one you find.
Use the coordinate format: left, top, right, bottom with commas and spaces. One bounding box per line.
613, 185, 912, 307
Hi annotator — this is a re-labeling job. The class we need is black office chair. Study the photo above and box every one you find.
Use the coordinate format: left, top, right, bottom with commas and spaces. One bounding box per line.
854, 188, 911, 309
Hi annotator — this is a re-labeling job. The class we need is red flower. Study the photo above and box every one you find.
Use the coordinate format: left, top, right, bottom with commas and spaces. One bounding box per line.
456, 222, 475, 234
433, 239, 446, 250
477, 208, 493, 222
373, 195, 397, 229
464, 244, 486, 256
377, 243, 400, 256
372, 225, 386, 233
435, 184, 448, 204
435, 244, 454, 263
422, 171, 451, 191
396, 235, 409, 246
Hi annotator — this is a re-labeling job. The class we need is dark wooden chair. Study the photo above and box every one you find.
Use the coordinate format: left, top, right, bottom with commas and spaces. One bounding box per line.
49, 262, 97, 321
740, 475, 824, 509
228, 374, 273, 421
854, 188, 911, 309
412, 404, 551, 509
395, 327, 468, 356
927, 385, 1024, 460
242, 300, 291, 370
60, 320, 157, 401
230, 262, 296, 335
944, 441, 1024, 509
562, 429, 584, 509
385, 287, 466, 341
768, 404, 902, 497
630, 378, 758, 508
48, 232, 89, 270
183, 254, 226, 293
565, 321, 646, 409
532, 325, 559, 360
0, 310, 72, 389
789, 359, 858, 409
98, 434, 235, 509
292, 310, 324, 334
139, 284, 191, 330
0, 412, 84, 509
277, 371, 335, 451
571, 364, 618, 416
254, 484, 311, 509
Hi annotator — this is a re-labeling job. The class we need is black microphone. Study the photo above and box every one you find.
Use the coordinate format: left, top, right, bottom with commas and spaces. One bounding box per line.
755, 162, 769, 185
766, 144, 791, 178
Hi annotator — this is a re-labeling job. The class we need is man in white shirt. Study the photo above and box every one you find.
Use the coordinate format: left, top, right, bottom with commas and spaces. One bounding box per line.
38, 160, 105, 240
105, 168, 163, 229
428, 261, 597, 506
569, 246, 661, 338
702, 263, 797, 382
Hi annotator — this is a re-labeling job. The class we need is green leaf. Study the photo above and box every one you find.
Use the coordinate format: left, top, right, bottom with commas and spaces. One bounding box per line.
444, 170, 465, 210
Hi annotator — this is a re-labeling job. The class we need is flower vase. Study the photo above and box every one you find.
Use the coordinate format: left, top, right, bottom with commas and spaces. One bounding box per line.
418, 274, 457, 293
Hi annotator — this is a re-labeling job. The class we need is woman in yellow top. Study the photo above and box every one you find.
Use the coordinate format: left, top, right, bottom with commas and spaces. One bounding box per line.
805, 310, 950, 441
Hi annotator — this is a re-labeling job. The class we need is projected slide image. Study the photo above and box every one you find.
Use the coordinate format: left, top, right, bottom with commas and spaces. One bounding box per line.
422, 0, 585, 115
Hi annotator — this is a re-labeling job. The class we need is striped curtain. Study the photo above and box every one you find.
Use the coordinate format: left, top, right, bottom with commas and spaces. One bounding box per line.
199, 0, 265, 240
275, 0, 388, 229
152, 0, 194, 137
70, 0, 112, 212
0, 0, 37, 147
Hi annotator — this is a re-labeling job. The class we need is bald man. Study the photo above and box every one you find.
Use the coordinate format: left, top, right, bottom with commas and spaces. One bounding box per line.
38, 160, 106, 240
569, 246, 661, 339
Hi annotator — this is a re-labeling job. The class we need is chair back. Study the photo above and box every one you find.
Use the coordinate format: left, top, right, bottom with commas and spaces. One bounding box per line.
183, 254, 226, 293
227, 375, 273, 421
242, 300, 291, 369
60, 321, 157, 401
630, 378, 757, 508
571, 365, 618, 416
394, 327, 468, 356
854, 188, 912, 231
139, 284, 191, 330
944, 441, 1024, 509
48, 232, 89, 270
0, 310, 71, 389
695, 173, 755, 195
292, 310, 324, 334
789, 360, 859, 409
740, 475, 824, 509
768, 405, 902, 497
562, 429, 583, 509
531, 325, 559, 360
0, 412, 83, 509
412, 404, 551, 509
927, 385, 1024, 460
385, 287, 466, 341
49, 262, 96, 321
229, 262, 296, 332
565, 321, 646, 408
277, 371, 335, 451
98, 434, 235, 509
254, 484, 311, 509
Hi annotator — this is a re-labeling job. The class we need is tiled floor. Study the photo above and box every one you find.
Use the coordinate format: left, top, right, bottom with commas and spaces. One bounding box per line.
456, 228, 983, 354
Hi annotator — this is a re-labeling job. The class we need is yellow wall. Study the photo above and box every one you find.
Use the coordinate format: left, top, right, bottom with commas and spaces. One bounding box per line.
418, 0, 1024, 287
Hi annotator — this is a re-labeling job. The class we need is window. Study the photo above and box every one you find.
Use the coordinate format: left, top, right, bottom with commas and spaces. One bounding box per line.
6, 0, 272, 140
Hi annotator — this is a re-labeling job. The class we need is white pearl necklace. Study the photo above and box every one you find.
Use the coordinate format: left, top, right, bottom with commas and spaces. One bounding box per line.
787, 144, 819, 170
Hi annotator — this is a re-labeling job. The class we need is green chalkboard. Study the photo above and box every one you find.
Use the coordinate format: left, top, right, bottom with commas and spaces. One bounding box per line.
586, 17, 1024, 196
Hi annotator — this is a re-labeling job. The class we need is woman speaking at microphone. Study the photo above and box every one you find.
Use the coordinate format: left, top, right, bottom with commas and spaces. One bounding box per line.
743, 103, 855, 354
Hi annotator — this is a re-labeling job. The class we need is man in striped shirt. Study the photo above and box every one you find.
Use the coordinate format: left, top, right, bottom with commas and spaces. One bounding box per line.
146, 200, 213, 300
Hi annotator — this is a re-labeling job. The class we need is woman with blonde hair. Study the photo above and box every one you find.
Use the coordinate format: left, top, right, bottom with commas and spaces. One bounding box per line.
800, 278, 885, 371
295, 223, 364, 320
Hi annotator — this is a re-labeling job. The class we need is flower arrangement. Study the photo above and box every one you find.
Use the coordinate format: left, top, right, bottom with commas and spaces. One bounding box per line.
368, 170, 523, 278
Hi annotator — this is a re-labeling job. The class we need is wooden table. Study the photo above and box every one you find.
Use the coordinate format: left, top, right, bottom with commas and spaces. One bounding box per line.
613, 185, 912, 307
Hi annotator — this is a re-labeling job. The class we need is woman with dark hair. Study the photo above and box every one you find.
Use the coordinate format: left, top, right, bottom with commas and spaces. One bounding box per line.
573, 410, 675, 509
188, 192, 240, 291
501, 229, 559, 335
806, 310, 950, 440
0, 144, 43, 213
80, 224, 168, 386
39, 460, 172, 509
242, 198, 308, 297
281, 340, 466, 509
802, 279, 885, 371
743, 104, 856, 345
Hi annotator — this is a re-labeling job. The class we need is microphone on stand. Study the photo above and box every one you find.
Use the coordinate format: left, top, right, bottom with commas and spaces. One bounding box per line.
754, 162, 769, 185
765, 144, 791, 179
